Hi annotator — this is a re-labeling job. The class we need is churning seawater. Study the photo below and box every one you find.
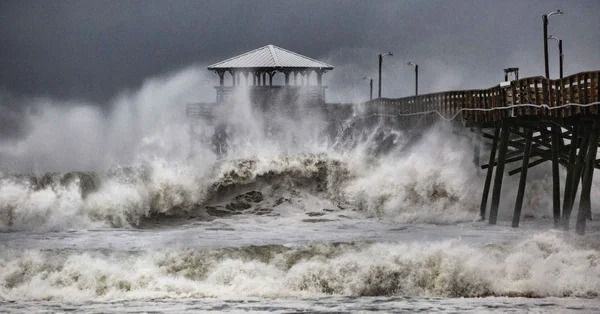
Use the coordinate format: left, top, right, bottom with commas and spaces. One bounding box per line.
1, 67, 599, 313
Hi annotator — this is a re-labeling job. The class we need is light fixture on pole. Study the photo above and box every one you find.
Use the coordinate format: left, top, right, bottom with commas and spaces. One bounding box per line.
406, 61, 419, 96
378, 52, 393, 98
363, 76, 374, 101
543, 10, 563, 78
548, 35, 564, 79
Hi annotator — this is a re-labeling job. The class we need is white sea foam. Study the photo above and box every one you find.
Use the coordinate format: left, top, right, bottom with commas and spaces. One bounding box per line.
0, 232, 598, 301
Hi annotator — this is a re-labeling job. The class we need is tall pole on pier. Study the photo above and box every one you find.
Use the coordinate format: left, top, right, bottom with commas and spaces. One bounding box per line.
378, 52, 392, 98
543, 10, 563, 78
415, 64, 418, 96
559, 39, 563, 79
543, 10, 564, 227
543, 14, 549, 78
549, 35, 564, 79
407, 62, 419, 96
363, 76, 373, 100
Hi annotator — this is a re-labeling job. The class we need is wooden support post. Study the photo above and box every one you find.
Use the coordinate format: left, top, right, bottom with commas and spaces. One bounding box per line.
472, 129, 481, 167
480, 127, 500, 220
563, 122, 591, 230
576, 120, 599, 235
562, 122, 579, 224
551, 124, 562, 226
513, 126, 533, 227
489, 120, 511, 225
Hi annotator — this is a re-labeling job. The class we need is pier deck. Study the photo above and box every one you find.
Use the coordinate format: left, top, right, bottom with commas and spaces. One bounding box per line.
364, 70, 600, 234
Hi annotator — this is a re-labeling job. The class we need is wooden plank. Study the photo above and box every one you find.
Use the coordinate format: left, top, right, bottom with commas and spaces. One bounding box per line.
508, 156, 549, 176
541, 78, 553, 116
574, 75, 580, 114
583, 72, 589, 104
481, 154, 525, 169
511, 80, 518, 116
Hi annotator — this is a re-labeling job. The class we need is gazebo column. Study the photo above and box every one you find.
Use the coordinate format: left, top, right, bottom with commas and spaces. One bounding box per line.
229, 70, 235, 86
316, 70, 323, 86
262, 73, 267, 86
217, 70, 225, 86
293, 72, 298, 85
284, 71, 290, 86
269, 72, 275, 86
243, 71, 249, 86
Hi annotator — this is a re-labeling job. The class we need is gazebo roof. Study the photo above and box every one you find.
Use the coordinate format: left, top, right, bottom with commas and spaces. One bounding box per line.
207, 45, 334, 71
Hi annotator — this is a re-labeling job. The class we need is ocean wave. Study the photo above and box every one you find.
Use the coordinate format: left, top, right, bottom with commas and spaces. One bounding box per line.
1, 232, 598, 301
0, 154, 352, 230
0, 139, 483, 231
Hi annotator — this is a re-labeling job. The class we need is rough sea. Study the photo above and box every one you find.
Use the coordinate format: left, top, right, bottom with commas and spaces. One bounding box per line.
1, 68, 599, 313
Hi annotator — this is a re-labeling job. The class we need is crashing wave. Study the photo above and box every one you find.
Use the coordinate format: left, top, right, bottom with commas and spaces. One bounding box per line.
0, 154, 353, 230
0, 120, 491, 231
0, 232, 598, 301
0, 142, 481, 231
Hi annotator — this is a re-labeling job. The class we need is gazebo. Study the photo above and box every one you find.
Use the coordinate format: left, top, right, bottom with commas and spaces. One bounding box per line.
207, 45, 334, 105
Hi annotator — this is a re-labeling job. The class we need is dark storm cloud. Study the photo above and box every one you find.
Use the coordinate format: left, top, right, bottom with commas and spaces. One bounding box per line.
1, 0, 599, 104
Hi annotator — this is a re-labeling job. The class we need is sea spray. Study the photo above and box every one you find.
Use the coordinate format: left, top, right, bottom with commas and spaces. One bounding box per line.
1, 65, 597, 231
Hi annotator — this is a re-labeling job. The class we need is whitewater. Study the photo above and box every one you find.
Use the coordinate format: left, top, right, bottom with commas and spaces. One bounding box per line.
1, 66, 599, 313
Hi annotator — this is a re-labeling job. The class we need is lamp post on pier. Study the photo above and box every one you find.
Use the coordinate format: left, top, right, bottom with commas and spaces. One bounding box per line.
378, 52, 393, 98
363, 76, 373, 101
548, 35, 564, 79
406, 61, 419, 96
543, 10, 563, 78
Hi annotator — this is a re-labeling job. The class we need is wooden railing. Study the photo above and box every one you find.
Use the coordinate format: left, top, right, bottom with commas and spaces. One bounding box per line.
363, 70, 600, 127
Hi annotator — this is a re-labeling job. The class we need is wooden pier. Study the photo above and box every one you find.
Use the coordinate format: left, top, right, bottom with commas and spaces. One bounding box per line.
201, 48, 599, 234
364, 70, 600, 234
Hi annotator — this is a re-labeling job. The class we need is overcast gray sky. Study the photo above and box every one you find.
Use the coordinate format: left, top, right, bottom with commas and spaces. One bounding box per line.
1, 0, 599, 103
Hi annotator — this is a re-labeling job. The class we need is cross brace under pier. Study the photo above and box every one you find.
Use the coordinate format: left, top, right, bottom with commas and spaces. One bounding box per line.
479, 116, 600, 234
